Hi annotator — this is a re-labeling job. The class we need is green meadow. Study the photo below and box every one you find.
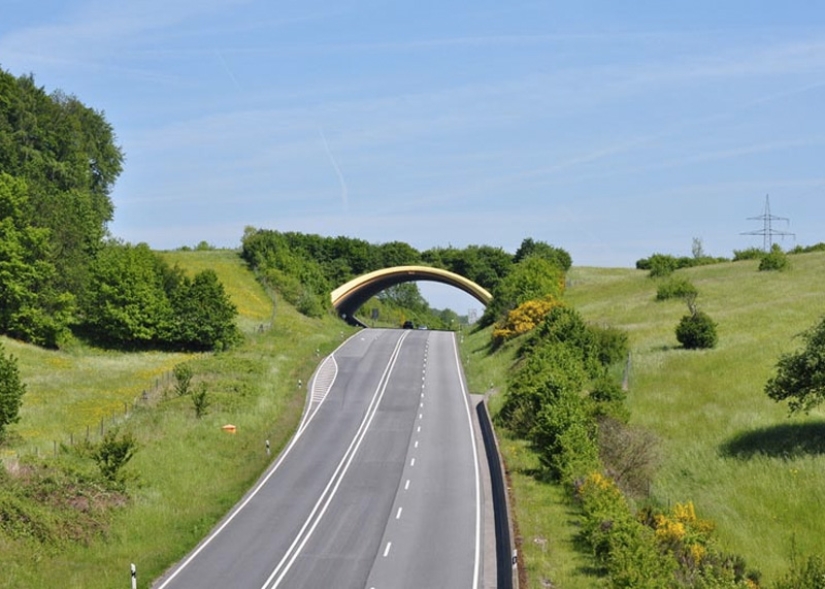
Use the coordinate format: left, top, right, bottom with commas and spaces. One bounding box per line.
462, 250, 825, 587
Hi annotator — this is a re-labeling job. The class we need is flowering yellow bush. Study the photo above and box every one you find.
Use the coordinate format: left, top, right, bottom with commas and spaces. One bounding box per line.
688, 542, 706, 566
654, 516, 687, 543
492, 296, 564, 343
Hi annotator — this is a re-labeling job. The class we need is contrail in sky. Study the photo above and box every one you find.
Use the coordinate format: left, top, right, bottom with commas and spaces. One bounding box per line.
318, 127, 349, 212
215, 50, 241, 91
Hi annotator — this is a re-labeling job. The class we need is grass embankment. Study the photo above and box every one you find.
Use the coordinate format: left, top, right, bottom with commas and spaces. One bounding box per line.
1, 249, 356, 588
462, 251, 825, 587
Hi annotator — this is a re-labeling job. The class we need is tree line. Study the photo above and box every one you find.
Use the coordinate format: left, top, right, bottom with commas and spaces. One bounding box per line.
240, 227, 572, 326
0, 68, 238, 351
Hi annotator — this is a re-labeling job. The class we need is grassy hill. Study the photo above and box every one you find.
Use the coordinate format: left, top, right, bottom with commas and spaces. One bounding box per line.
462, 250, 825, 587
4, 247, 824, 587
1, 249, 356, 588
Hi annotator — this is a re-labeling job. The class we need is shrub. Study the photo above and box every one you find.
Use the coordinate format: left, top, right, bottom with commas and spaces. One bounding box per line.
765, 315, 825, 413
588, 377, 629, 422
93, 430, 137, 484
637, 253, 727, 277
676, 311, 718, 349
759, 244, 790, 272
789, 242, 825, 255
0, 342, 25, 439
733, 247, 765, 261
597, 415, 658, 499
589, 376, 626, 405
192, 382, 210, 418
173, 363, 193, 396
517, 306, 629, 381
166, 269, 242, 350
647, 254, 679, 278
656, 277, 699, 302
532, 391, 599, 482
590, 324, 630, 371
576, 473, 675, 587
492, 296, 564, 345
498, 342, 587, 438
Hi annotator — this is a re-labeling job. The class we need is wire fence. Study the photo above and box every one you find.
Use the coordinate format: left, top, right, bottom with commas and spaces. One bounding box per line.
3, 369, 178, 463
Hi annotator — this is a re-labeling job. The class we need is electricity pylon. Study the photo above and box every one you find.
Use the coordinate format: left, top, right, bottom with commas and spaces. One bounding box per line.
741, 195, 795, 251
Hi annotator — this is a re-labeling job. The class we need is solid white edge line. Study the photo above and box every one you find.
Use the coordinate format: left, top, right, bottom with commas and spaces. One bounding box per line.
451, 333, 482, 589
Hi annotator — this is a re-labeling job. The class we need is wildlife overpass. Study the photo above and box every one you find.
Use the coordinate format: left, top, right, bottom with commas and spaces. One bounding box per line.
331, 265, 492, 326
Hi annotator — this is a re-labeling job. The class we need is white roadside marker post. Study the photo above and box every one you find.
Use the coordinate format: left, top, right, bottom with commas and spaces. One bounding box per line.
130, 563, 137, 589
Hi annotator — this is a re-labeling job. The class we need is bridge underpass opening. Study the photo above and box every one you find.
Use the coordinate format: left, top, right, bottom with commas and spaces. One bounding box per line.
330, 265, 493, 327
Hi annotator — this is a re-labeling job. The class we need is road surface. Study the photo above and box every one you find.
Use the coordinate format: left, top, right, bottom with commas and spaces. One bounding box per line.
154, 328, 482, 589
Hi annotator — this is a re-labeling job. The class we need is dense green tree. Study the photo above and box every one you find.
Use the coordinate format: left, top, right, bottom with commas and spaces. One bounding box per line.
0, 68, 124, 348
0, 173, 74, 347
422, 245, 512, 292
82, 242, 240, 350
498, 341, 587, 438
513, 237, 572, 271
0, 341, 25, 439
480, 256, 564, 326
82, 242, 172, 346
167, 269, 241, 350
765, 316, 825, 413
0, 70, 123, 298
377, 241, 420, 268
377, 282, 429, 314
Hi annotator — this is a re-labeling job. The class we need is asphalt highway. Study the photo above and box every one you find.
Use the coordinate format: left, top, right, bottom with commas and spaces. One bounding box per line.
153, 328, 482, 589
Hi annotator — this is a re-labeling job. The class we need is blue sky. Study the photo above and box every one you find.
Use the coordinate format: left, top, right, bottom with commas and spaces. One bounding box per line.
2, 0, 824, 312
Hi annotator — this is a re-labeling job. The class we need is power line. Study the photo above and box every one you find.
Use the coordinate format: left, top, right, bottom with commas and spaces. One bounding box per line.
741, 194, 795, 251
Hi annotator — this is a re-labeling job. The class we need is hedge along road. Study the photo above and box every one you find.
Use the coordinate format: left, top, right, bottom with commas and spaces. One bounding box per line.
153, 328, 483, 589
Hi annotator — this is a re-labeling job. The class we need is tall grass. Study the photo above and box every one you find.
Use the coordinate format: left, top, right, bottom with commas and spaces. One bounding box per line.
565, 251, 825, 582
1, 251, 356, 588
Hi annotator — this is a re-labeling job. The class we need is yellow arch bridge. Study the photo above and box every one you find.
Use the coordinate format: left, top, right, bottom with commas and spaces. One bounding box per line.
330, 265, 492, 327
